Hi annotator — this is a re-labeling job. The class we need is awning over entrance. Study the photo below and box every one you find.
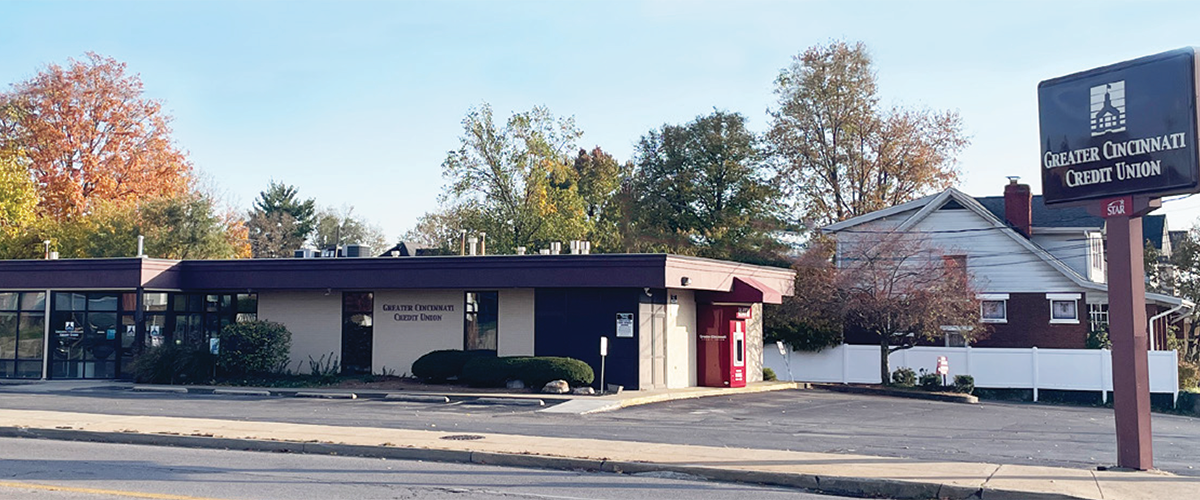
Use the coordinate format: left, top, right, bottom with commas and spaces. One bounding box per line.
697, 277, 783, 305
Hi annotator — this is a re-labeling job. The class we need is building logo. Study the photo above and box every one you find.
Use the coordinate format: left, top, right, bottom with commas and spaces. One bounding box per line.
1090, 81, 1126, 136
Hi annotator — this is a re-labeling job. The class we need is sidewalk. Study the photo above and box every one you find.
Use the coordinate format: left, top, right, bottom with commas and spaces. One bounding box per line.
127, 380, 808, 413
0, 407, 1193, 500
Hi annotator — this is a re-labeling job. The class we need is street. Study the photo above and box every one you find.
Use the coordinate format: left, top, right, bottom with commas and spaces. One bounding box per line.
1, 385, 1198, 475
0, 437, 854, 499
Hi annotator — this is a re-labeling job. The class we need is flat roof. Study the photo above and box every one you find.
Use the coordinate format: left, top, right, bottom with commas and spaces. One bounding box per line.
0, 254, 795, 299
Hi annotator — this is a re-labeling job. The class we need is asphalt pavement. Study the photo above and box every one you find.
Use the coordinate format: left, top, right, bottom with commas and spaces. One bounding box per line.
1, 382, 1198, 476
2, 381, 1199, 499
0, 437, 846, 500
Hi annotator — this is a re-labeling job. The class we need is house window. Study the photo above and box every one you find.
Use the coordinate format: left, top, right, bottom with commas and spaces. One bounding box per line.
940, 326, 970, 347
1047, 293, 1081, 324
978, 294, 1008, 323
1088, 303, 1109, 330
464, 291, 498, 351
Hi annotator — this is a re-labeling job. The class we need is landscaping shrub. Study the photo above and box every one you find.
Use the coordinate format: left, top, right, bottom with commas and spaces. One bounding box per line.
953, 375, 975, 394
890, 367, 916, 387
1179, 361, 1200, 391
411, 349, 496, 381
132, 344, 215, 384
518, 357, 594, 387
918, 371, 942, 391
763, 367, 777, 381
461, 356, 594, 388
216, 320, 291, 376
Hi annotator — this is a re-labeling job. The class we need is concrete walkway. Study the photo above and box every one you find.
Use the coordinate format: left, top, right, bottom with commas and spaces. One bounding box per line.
0, 408, 1193, 500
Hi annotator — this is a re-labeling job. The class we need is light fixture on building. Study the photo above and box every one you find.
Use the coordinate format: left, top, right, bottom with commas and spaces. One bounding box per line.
680, 277, 691, 286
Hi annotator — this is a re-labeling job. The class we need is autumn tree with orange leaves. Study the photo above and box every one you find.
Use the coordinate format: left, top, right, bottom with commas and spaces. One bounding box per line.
0, 52, 192, 219
0, 53, 248, 259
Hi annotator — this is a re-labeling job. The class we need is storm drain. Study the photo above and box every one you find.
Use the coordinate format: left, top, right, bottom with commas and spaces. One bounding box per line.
440, 434, 486, 441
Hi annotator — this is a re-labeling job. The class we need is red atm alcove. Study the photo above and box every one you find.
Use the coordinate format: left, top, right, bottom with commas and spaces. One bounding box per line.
697, 304, 747, 388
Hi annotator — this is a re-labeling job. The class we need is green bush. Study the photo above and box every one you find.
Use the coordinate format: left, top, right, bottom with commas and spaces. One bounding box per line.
919, 371, 942, 391
411, 349, 496, 381
461, 356, 594, 388
132, 344, 215, 384
763, 367, 777, 381
216, 320, 291, 376
890, 367, 916, 387
1086, 324, 1111, 349
953, 375, 975, 394
1179, 361, 1200, 390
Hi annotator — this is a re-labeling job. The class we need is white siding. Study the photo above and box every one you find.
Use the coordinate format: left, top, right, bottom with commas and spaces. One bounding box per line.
1031, 233, 1090, 279
906, 209, 1085, 293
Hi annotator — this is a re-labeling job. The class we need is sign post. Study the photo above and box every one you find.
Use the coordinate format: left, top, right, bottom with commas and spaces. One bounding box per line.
1039, 48, 1200, 470
599, 336, 608, 395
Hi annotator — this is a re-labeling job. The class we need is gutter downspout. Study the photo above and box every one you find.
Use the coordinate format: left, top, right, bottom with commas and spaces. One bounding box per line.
1149, 304, 1187, 351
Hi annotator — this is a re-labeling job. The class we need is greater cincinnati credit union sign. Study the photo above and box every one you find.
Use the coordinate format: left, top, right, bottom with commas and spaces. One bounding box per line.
1038, 48, 1200, 205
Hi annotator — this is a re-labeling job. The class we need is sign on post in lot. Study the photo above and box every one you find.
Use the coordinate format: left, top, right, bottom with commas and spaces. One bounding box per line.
1038, 47, 1200, 471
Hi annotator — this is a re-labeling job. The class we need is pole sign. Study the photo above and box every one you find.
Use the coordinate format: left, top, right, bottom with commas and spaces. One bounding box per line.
1038, 47, 1200, 205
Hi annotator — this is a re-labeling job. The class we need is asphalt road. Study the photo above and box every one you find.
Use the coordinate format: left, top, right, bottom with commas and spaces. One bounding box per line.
2, 385, 1198, 476
0, 437, 852, 499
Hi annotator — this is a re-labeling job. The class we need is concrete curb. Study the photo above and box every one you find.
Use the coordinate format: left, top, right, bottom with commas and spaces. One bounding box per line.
384, 394, 451, 403
0, 425, 1098, 500
469, 397, 545, 407
211, 389, 272, 397
132, 385, 188, 394
294, 392, 358, 399
813, 383, 980, 404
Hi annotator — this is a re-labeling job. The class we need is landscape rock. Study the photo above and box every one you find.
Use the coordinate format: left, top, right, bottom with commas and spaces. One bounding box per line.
506, 380, 526, 390
542, 380, 569, 394
571, 387, 595, 395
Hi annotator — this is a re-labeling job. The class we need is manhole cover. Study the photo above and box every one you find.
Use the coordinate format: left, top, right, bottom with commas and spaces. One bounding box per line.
440, 434, 485, 441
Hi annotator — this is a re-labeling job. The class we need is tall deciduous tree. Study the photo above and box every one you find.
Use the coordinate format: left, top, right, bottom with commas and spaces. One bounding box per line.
0, 53, 192, 219
629, 110, 784, 262
763, 238, 844, 352
248, 181, 316, 257
768, 41, 968, 227
312, 205, 388, 254
836, 232, 984, 383
0, 152, 36, 235
440, 103, 587, 253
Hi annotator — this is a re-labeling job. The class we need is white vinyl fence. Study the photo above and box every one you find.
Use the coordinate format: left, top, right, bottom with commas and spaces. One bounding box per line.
764, 344, 1180, 403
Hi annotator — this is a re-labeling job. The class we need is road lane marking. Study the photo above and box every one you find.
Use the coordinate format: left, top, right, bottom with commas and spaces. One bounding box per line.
0, 480, 229, 500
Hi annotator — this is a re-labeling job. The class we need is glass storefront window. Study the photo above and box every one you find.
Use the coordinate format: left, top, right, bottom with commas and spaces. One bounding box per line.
0, 292, 47, 379
464, 291, 498, 351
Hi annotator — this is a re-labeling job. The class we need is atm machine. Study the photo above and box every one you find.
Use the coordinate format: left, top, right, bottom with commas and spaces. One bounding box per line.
697, 304, 748, 388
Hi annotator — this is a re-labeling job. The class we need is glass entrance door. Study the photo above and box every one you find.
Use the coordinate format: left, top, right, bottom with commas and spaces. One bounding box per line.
341, 292, 373, 374
51, 292, 122, 378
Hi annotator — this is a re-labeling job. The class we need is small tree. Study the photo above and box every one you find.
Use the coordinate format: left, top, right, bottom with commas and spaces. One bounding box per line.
764, 238, 844, 351
837, 232, 984, 384
216, 320, 291, 377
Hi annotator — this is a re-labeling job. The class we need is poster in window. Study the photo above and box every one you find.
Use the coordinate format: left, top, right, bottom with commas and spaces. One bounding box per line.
1052, 300, 1077, 320
981, 301, 1006, 320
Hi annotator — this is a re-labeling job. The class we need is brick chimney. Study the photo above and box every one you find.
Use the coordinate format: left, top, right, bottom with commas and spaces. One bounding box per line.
1004, 176, 1032, 237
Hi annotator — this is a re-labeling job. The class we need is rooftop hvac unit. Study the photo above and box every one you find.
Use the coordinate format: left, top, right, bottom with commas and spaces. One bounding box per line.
294, 248, 317, 259
343, 244, 369, 258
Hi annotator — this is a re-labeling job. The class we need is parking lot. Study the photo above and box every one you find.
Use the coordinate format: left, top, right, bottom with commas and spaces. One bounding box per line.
2, 384, 1198, 476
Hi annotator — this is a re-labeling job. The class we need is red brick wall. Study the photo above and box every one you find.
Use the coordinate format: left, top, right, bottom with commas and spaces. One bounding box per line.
974, 293, 1087, 349
842, 292, 1088, 349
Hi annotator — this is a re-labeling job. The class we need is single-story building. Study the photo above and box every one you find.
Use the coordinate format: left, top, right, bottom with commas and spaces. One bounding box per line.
0, 254, 794, 390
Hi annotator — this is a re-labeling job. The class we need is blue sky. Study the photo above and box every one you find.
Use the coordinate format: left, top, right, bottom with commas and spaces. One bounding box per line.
4, 0, 1200, 240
